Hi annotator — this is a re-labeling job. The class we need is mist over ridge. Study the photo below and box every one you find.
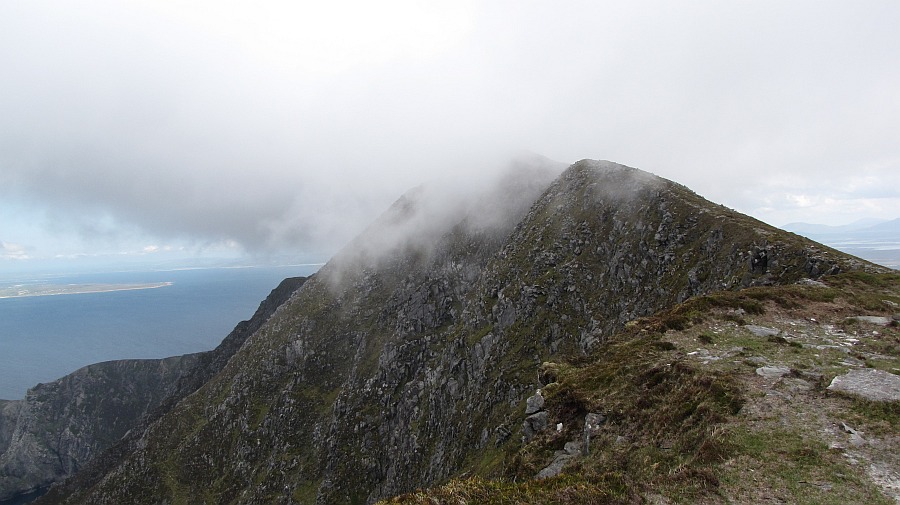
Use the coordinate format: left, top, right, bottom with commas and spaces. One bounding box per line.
2, 2, 899, 267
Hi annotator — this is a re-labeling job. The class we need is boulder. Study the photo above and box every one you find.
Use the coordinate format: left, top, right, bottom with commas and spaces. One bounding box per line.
525, 390, 545, 415
536, 442, 582, 479
523, 411, 549, 442
756, 366, 791, 379
827, 369, 900, 402
745, 325, 780, 337
849, 316, 892, 325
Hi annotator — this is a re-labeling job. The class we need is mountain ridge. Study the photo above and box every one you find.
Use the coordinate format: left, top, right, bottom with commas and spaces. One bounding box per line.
14, 159, 893, 504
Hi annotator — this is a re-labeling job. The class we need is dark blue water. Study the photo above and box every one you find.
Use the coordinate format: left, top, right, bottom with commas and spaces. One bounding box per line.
0, 265, 319, 400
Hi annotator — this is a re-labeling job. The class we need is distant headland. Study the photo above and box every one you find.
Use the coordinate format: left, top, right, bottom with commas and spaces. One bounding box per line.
0, 282, 173, 299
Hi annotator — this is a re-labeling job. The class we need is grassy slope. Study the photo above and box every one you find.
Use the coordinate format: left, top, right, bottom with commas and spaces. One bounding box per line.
384, 272, 900, 504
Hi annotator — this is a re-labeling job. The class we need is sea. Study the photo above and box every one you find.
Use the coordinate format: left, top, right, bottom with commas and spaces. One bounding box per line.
819, 242, 900, 270
0, 265, 320, 400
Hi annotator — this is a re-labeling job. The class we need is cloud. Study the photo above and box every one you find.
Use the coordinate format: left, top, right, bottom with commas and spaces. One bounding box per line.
0, 242, 30, 260
0, 1, 898, 261
728, 159, 900, 226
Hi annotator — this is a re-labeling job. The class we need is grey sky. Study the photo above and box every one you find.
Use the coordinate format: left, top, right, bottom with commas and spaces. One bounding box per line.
1, 1, 898, 265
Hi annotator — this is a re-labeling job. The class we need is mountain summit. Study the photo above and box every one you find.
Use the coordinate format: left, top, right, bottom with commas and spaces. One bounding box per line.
16, 160, 892, 504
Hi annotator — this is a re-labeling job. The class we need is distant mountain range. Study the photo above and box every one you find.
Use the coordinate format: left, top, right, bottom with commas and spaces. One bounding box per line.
783, 218, 900, 236
782, 218, 900, 269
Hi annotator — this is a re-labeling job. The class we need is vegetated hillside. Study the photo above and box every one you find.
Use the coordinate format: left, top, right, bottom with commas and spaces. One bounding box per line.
0, 277, 307, 505
37, 160, 888, 505
385, 271, 900, 504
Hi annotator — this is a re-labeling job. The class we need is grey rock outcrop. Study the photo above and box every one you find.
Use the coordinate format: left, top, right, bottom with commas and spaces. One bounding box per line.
524, 390, 545, 415
523, 412, 550, 443
536, 441, 582, 479
522, 390, 553, 443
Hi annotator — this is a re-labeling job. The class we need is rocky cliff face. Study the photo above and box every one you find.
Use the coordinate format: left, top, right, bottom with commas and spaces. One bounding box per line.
34, 160, 886, 504
0, 356, 201, 503
0, 277, 307, 504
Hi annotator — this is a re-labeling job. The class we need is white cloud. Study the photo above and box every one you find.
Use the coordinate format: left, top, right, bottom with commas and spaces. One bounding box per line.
0, 0, 898, 262
0, 242, 30, 260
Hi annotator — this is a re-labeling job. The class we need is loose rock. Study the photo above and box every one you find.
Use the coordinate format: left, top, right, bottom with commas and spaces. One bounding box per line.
849, 316, 892, 326
523, 411, 549, 442
745, 325, 780, 337
827, 368, 900, 402
756, 366, 791, 379
525, 390, 545, 415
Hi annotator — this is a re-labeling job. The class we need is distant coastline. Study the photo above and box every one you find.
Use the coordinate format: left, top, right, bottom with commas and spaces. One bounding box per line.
0, 264, 319, 400
0, 282, 173, 299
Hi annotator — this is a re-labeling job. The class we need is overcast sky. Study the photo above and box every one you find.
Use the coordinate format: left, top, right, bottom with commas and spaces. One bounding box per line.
1, 1, 898, 269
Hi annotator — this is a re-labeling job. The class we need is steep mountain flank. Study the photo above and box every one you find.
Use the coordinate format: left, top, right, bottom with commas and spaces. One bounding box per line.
36, 160, 888, 504
0, 277, 307, 504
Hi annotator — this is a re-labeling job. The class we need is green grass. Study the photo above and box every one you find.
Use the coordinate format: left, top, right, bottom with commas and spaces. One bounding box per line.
845, 398, 900, 434
721, 427, 893, 505
292, 479, 322, 503
383, 474, 632, 505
